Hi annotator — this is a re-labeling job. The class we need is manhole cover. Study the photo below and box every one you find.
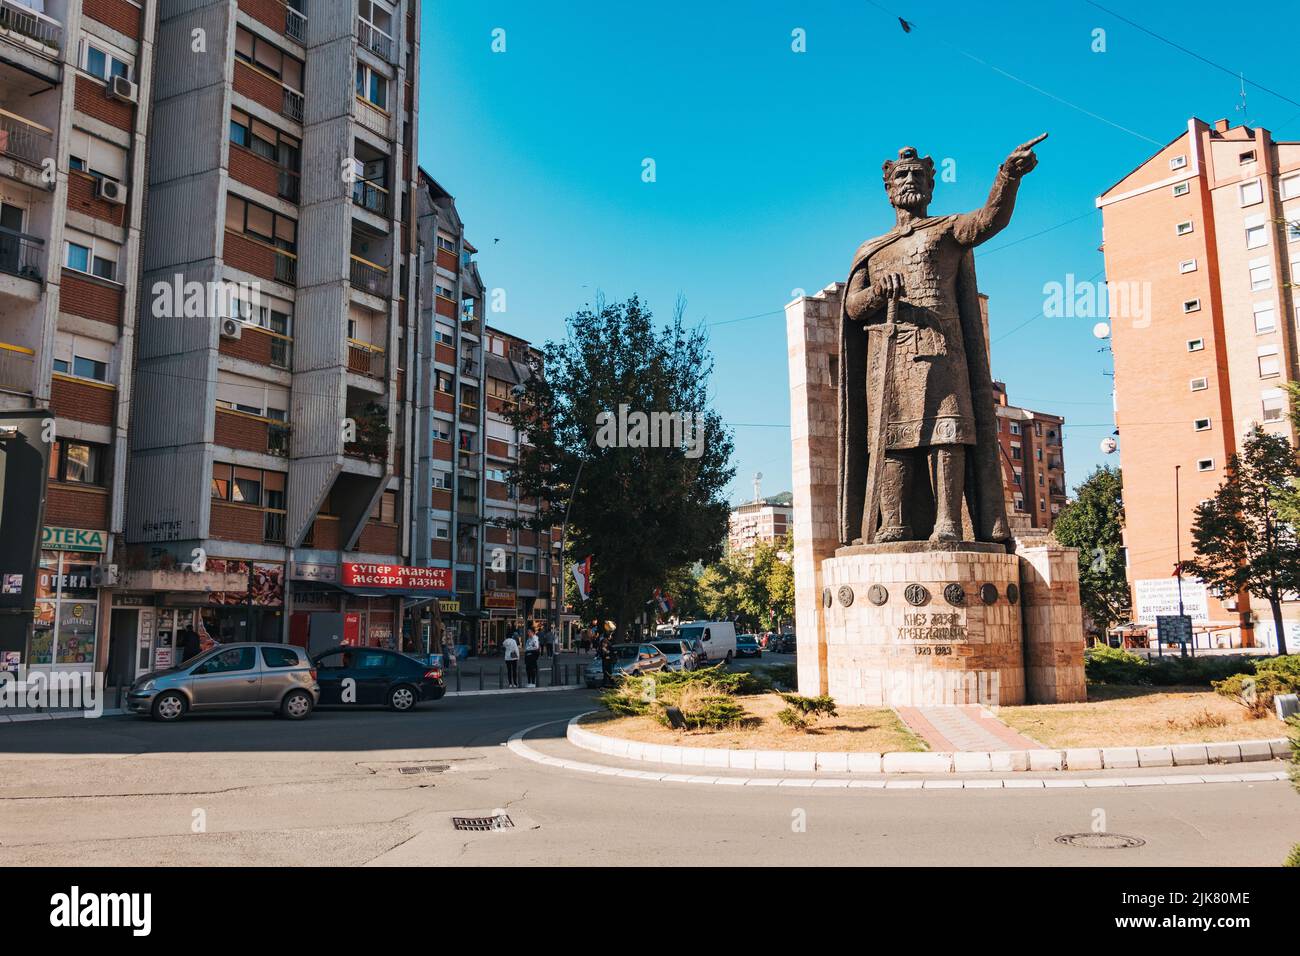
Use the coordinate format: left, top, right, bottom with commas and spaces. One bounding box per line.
452, 814, 514, 832
1054, 832, 1145, 849
398, 764, 448, 775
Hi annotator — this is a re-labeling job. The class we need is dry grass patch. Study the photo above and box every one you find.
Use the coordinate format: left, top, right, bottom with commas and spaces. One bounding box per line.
583, 692, 926, 752
997, 684, 1290, 749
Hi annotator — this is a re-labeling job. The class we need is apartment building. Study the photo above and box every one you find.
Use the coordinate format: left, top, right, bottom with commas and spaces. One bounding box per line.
480, 325, 562, 650
116, 0, 428, 681
1098, 117, 1300, 650
992, 381, 1066, 531
414, 169, 485, 648
0, 0, 156, 675
727, 492, 792, 553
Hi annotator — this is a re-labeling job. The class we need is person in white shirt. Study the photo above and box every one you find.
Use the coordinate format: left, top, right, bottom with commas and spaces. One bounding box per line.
501, 633, 521, 687
524, 628, 541, 687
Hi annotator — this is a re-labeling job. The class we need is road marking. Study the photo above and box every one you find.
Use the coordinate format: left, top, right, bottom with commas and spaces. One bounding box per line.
505, 720, 1291, 792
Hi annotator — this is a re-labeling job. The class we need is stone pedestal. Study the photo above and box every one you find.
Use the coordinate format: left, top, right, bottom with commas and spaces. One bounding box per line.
820, 542, 1025, 706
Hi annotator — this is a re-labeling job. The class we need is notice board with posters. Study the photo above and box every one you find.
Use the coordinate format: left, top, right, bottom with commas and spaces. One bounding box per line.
0, 411, 53, 660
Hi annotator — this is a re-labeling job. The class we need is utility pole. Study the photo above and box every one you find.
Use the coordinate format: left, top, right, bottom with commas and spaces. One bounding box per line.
1174, 464, 1188, 659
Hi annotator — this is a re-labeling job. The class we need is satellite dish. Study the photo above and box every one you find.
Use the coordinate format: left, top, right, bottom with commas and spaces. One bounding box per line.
1100, 437, 1118, 454
1092, 322, 1110, 339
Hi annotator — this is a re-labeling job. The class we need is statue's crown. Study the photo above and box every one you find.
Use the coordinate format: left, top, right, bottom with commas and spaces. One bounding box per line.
882, 146, 935, 184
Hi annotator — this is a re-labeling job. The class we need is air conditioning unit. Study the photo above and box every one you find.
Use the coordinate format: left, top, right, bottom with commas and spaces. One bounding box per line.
95, 177, 127, 205
107, 75, 138, 103
91, 564, 119, 588
219, 318, 242, 340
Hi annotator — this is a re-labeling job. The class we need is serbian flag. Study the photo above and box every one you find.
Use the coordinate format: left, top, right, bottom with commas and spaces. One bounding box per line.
571, 556, 593, 601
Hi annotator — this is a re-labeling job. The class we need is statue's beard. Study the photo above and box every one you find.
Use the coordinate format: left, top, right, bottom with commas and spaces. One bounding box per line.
891, 188, 930, 213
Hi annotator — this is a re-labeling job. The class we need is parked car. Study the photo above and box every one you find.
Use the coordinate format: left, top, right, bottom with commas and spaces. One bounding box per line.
736, 634, 762, 658
312, 646, 446, 712
127, 643, 319, 722
769, 634, 797, 654
674, 621, 737, 664
652, 639, 699, 672
610, 643, 668, 678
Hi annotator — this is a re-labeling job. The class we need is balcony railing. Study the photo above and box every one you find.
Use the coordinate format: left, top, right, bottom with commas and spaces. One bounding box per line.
268, 422, 291, 457
0, 228, 44, 284
357, 18, 395, 63
347, 338, 386, 378
353, 96, 390, 138
274, 247, 297, 284
461, 358, 479, 378
264, 508, 287, 544
285, 5, 306, 43
0, 341, 34, 393
349, 254, 390, 297
0, 108, 53, 168
459, 402, 478, 423
282, 87, 304, 123
0, 0, 61, 57
351, 178, 389, 216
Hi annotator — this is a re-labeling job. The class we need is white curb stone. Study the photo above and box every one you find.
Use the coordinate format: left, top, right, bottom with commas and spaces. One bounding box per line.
882, 752, 952, 774
1101, 747, 1139, 769
1136, 746, 1174, 768
1171, 744, 1209, 766
1028, 750, 1063, 772
1064, 749, 1102, 771
1239, 740, 1274, 762
816, 752, 849, 773
953, 752, 992, 773
1205, 742, 1241, 763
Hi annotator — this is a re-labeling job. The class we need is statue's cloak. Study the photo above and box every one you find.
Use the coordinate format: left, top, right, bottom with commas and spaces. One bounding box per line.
837, 216, 1009, 545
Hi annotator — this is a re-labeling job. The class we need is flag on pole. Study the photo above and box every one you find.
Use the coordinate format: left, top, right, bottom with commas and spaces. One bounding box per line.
571, 556, 593, 601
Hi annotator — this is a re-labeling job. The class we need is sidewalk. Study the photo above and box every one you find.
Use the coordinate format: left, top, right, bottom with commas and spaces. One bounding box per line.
895, 705, 1043, 752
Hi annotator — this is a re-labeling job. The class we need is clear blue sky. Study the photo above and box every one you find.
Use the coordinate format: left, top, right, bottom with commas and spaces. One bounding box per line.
417, 0, 1300, 506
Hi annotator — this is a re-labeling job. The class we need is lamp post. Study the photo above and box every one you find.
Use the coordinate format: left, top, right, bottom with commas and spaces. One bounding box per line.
1174, 464, 1187, 659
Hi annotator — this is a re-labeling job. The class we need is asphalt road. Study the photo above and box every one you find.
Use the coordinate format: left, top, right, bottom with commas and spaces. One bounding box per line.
0, 686, 1296, 867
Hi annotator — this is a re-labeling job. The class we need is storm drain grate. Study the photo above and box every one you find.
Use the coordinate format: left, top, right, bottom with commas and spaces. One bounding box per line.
1055, 832, 1145, 849
452, 814, 514, 832
398, 764, 448, 775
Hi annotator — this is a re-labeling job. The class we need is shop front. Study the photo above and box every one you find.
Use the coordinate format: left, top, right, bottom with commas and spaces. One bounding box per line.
288, 563, 450, 657
30, 525, 110, 673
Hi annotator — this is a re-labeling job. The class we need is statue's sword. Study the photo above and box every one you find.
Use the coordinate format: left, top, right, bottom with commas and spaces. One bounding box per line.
861, 297, 898, 544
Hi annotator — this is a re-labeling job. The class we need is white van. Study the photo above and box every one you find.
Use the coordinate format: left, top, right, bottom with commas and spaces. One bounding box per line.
674, 621, 737, 664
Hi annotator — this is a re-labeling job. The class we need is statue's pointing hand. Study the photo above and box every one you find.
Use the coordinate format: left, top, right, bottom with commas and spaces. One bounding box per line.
1003, 132, 1047, 179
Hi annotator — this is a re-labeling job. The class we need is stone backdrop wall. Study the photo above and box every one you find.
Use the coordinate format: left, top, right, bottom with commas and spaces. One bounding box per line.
786, 284, 843, 696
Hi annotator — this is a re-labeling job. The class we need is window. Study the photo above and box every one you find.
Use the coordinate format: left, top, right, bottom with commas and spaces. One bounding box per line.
1196, 458, 1214, 472
1245, 224, 1268, 249
1039, 497, 1046, 512
73, 356, 107, 380
262, 647, 302, 668
1182, 299, 1200, 313
67, 131, 127, 182
1239, 149, 1256, 165
1172, 181, 1190, 197
82, 41, 131, 82
437, 235, 456, 252
1014, 495, 1025, 512
1013, 468, 1023, 487
194, 647, 256, 674
1176, 220, 1194, 236
1010, 422, 1021, 435
433, 426, 450, 442
1190, 377, 1209, 392
48, 440, 106, 485
1169, 155, 1187, 170
1239, 180, 1263, 206
435, 284, 455, 299
1262, 391, 1287, 423
433, 520, 450, 540
1193, 418, 1211, 432
1179, 258, 1197, 273
355, 64, 388, 109
210, 463, 285, 507
433, 470, 452, 489
228, 108, 300, 171
1287, 218, 1300, 243
435, 324, 454, 346
1249, 260, 1272, 291
1258, 345, 1280, 378
1254, 302, 1276, 333
1187, 338, 1204, 352
64, 234, 117, 281
521, 557, 536, 572
370, 490, 397, 524
225, 195, 296, 251
436, 371, 453, 393
1282, 175, 1300, 200
1011, 442, 1022, 460
234, 27, 303, 89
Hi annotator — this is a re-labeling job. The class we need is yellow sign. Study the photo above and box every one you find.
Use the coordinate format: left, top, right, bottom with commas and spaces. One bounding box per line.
438, 600, 460, 613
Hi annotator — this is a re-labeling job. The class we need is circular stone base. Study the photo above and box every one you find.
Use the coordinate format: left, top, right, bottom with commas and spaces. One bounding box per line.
820, 547, 1024, 707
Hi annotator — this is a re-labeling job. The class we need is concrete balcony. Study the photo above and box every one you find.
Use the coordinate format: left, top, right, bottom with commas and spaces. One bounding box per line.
0, 0, 62, 82
346, 338, 386, 379
351, 178, 389, 217
357, 17, 395, 63
353, 96, 391, 139
0, 340, 34, 394
0, 107, 54, 187
0, 228, 44, 299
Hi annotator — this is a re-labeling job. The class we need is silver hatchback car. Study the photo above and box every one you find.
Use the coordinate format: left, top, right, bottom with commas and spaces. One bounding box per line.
127, 643, 320, 722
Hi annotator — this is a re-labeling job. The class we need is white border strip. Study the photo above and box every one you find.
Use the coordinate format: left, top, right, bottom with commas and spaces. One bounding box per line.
507, 720, 1289, 791
564, 713, 1291, 774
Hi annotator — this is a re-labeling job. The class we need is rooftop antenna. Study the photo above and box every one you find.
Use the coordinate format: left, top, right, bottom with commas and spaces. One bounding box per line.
1236, 72, 1250, 124
753, 471, 763, 504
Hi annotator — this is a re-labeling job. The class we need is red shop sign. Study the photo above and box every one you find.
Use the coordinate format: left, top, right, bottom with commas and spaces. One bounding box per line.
341, 564, 451, 591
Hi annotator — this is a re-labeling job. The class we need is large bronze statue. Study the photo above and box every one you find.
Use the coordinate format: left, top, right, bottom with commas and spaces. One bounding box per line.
838, 135, 1046, 546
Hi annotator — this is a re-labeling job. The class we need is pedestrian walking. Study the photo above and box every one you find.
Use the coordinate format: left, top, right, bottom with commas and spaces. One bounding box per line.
600, 634, 616, 683
502, 632, 520, 688
179, 625, 201, 663
524, 627, 541, 687
542, 625, 556, 658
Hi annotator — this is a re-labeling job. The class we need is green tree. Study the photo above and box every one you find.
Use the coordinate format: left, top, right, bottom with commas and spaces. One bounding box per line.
503, 295, 735, 632
698, 557, 744, 625
1183, 427, 1299, 656
1052, 465, 1130, 634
